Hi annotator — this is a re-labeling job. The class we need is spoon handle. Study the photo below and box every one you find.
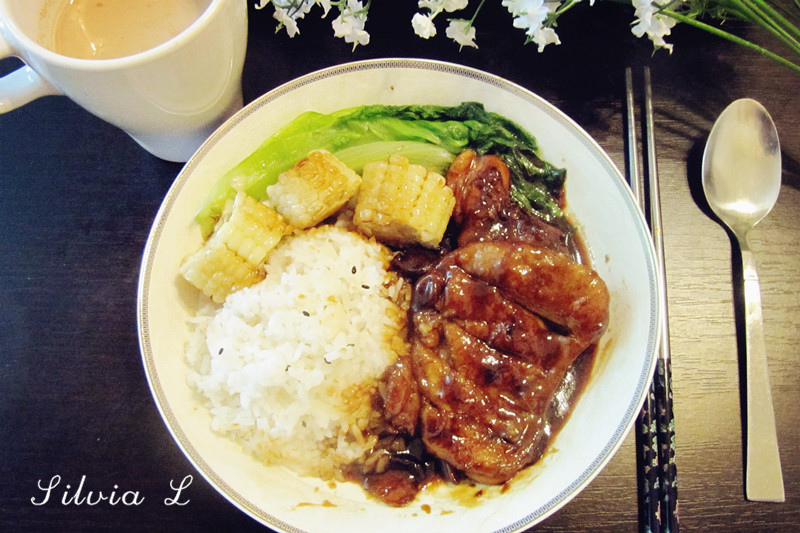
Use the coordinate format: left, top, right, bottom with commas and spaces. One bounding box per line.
739, 239, 785, 502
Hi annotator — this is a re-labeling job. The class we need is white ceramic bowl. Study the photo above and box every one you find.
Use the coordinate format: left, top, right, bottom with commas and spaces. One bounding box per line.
138, 58, 660, 532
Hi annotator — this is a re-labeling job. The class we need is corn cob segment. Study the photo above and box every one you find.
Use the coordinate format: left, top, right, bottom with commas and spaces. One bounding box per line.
267, 149, 362, 229
214, 192, 291, 268
180, 192, 290, 303
179, 237, 265, 304
353, 154, 455, 248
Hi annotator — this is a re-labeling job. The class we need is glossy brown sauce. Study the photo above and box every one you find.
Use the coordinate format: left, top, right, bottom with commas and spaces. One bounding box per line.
344, 345, 596, 506
344, 150, 608, 506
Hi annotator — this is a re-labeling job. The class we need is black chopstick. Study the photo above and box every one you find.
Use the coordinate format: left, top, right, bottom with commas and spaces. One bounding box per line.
626, 67, 661, 533
626, 67, 679, 533
642, 66, 679, 533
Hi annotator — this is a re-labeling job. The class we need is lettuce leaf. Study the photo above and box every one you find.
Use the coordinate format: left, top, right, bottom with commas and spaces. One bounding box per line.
195, 102, 566, 237
334, 141, 455, 175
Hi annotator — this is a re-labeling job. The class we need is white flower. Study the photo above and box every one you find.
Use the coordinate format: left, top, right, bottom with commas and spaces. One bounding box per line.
419, 0, 469, 12
332, 0, 370, 47
631, 0, 677, 51
412, 12, 438, 39
414, 0, 469, 40
267, 0, 316, 37
273, 7, 300, 37
444, 0, 469, 10
317, 0, 332, 16
529, 25, 560, 51
502, 0, 536, 16
446, 19, 478, 48
503, 0, 562, 52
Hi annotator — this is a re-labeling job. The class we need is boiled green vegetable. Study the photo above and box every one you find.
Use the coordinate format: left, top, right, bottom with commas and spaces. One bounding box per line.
334, 141, 454, 176
195, 102, 566, 237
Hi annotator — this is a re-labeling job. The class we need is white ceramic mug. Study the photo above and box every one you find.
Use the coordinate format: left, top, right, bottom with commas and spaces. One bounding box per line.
0, 0, 248, 162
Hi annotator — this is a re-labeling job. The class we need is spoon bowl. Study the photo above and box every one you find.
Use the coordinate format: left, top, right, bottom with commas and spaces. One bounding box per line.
703, 98, 781, 236
701, 98, 784, 503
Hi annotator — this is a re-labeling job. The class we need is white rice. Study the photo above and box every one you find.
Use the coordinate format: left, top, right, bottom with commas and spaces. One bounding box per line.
186, 225, 410, 479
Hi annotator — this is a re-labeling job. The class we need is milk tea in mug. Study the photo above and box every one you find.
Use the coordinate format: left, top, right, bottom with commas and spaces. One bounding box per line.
0, 0, 246, 161
43, 0, 206, 59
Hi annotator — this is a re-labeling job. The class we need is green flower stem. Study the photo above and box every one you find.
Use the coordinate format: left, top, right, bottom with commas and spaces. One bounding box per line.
664, 9, 800, 73
551, 0, 582, 19
706, 0, 800, 50
733, 0, 800, 53
467, 0, 486, 26
748, 0, 800, 39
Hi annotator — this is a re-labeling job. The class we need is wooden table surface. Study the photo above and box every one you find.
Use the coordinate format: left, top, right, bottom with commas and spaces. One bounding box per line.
1, 3, 798, 531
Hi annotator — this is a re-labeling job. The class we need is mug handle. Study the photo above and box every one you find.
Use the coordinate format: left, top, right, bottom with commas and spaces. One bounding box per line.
0, 31, 61, 113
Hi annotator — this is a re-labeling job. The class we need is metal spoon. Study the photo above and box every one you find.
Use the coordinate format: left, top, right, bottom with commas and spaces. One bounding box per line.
701, 98, 784, 502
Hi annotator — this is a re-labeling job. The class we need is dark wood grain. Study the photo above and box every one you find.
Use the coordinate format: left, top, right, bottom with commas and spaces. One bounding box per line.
1, 3, 798, 532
